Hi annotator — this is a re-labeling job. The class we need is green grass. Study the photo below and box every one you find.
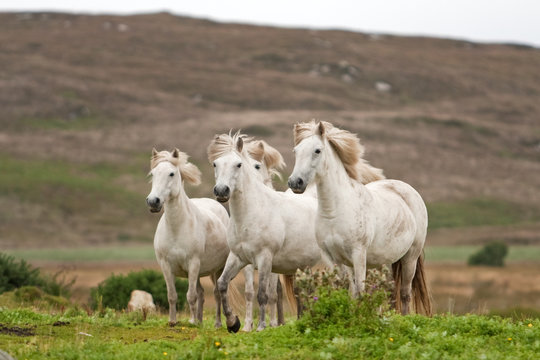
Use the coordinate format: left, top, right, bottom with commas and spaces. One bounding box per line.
425, 246, 540, 263
5, 247, 156, 262
6, 245, 540, 263
0, 155, 142, 215
427, 198, 538, 229
0, 307, 539, 359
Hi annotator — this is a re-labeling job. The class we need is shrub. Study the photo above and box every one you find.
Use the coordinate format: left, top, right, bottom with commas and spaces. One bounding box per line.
468, 241, 508, 267
90, 269, 188, 311
295, 266, 394, 335
0, 253, 73, 297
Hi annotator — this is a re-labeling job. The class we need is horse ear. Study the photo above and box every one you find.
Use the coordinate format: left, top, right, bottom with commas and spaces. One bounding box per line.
152, 148, 158, 156
236, 137, 244, 152
172, 148, 180, 158
318, 122, 325, 136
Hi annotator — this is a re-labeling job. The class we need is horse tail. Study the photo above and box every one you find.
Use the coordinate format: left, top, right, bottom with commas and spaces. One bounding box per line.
392, 253, 433, 316
283, 274, 297, 315
227, 280, 244, 314
412, 254, 433, 316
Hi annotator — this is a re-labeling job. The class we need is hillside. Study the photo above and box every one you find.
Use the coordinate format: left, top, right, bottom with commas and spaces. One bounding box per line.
0, 12, 539, 249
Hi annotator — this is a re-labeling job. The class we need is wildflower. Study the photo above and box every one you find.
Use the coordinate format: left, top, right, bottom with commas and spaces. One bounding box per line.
313, 296, 319, 301
528, 323, 533, 327
507, 338, 512, 341
215, 341, 221, 347
163, 352, 167, 356
389, 337, 394, 342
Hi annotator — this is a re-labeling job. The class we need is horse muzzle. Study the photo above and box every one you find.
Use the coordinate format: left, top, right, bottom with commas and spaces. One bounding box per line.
146, 197, 163, 213
213, 185, 230, 203
287, 176, 306, 194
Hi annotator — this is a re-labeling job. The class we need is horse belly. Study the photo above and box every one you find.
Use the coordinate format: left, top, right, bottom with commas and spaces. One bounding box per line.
366, 229, 416, 265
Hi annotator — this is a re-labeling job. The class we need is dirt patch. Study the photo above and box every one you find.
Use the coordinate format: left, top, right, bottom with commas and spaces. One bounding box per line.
0, 324, 36, 337
52, 321, 70, 326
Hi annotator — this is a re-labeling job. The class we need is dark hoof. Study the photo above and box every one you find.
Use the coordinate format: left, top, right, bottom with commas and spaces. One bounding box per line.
227, 316, 241, 333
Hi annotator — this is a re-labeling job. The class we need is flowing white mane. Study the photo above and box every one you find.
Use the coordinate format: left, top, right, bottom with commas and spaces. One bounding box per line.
245, 140, 286, 180
207, 131, 252, 162
294, 120, 385, 184
150, 148, 201, 185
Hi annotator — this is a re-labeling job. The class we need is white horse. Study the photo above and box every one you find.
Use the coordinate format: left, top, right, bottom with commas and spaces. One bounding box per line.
146, 148, 230, 327
208, 132, 321, 332
239, 139, 287, 331
288, 121, 432, 315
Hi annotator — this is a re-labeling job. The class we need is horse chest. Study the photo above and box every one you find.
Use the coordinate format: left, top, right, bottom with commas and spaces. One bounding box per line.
316, 216, 369, 264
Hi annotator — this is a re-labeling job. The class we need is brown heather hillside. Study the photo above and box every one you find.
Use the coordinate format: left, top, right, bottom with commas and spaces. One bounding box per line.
0, 12, 539, 249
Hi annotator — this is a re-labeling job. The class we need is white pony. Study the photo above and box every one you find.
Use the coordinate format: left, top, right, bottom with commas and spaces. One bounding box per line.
146, 148, 230, 327
208, 132, 321, 332
288, 121, 432, 315
239, 139, 287, 331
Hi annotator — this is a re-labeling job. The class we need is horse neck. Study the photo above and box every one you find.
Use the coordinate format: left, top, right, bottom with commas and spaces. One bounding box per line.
315, 146, 368, 218
229, 167, 267, 221
163, 183, 195, 230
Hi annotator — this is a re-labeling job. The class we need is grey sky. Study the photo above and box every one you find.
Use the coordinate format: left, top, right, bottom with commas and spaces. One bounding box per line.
2, 1, 539, 46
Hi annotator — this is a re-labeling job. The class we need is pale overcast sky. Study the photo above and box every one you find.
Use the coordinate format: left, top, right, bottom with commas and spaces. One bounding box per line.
2, 1, 539, 46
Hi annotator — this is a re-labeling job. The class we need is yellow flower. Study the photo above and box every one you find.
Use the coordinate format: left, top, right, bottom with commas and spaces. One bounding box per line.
215, 341, 221, 347
389, 337, 394, 342
528, 323, 533, 327
181, 326, 186, 330
224, 352, 229, 355
507, 338, 512, 341
163, 352, 168, 356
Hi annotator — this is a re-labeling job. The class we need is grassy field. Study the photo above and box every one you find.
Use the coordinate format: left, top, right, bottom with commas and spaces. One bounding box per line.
5, 245, 540, 263
1, 306, 539, 359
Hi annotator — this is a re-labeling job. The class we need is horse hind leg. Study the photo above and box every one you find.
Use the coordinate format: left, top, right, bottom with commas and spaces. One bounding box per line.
397, 255, 418, 315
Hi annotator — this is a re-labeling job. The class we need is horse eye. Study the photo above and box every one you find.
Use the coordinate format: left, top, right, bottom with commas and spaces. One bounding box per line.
315, 149, 321, 154
237, 163, 242, 168
255, 164, 261, 170
169, 172, 175, 177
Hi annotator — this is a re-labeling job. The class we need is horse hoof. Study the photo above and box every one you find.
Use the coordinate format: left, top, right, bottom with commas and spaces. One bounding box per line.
227, 316, 241, 333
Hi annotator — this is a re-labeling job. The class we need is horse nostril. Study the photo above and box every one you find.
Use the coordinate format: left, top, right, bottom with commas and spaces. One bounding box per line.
297, 178, 304, 186
213, 187, 219, 196
223, 186, 230, 196
155, 198, 160, 204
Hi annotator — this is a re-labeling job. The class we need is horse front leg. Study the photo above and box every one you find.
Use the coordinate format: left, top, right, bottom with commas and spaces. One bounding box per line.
196, 278, 205, 323
159, 261, 178, 326
187, 259, 201, 325
267, 273, 279, 327
242, 265, 255, 332
256, 250, 273, 331
217, 252, 247, 333
352, 248, 367, 298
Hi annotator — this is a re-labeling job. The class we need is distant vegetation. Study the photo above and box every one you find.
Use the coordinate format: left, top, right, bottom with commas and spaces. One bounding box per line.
427, 198, 537, 230
0, 253, 73, 297
468, 241, 509, 267
90, 269, 188, 311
